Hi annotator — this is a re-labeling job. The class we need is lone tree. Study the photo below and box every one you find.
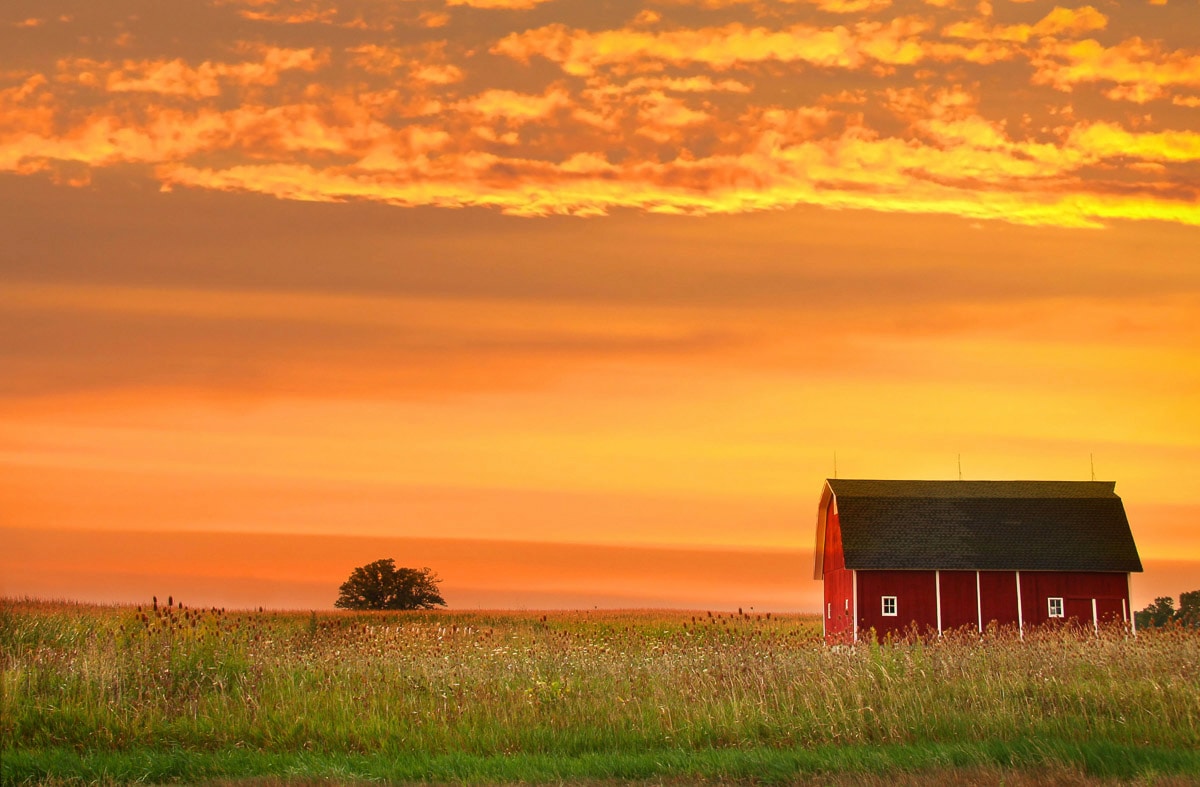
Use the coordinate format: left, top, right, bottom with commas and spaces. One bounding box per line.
335, 559, 446, 610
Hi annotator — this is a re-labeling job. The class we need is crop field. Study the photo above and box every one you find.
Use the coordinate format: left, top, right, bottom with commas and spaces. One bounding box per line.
3, 598, 1200, 785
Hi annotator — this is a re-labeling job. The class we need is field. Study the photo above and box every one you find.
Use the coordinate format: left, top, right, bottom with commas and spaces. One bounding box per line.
3, 598, 1199, 785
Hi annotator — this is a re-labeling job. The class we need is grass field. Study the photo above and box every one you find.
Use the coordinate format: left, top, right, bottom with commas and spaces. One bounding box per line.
3, 598, 1199, 785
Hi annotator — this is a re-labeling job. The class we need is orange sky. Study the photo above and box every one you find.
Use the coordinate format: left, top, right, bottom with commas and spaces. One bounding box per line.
2, 0, 1198, 611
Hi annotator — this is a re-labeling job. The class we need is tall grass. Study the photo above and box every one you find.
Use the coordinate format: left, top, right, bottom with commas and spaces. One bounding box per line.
3, 598, 1199, 783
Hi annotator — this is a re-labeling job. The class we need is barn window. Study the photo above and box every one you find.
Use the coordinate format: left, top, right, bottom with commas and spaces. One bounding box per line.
882, 596, 897, 616
1048, 597, 1064, 618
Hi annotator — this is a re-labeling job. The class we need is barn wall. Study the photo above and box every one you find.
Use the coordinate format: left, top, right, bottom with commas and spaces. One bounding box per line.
939, 571, 978, 631
824, 568, 854, 640
821, 506, 854, 640
978, 571, 1020, 629
1019, 572, 1129, 627
842, 569, 1131, 642
823, 508, 845, 572
857, 570, 937, 638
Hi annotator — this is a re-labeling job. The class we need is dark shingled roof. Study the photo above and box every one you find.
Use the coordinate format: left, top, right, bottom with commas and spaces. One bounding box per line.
827, 479, 1142, 572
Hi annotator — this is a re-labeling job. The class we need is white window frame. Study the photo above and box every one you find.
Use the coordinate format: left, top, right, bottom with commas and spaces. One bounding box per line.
882, 596, 898, 616
1048, 597, 1064, 618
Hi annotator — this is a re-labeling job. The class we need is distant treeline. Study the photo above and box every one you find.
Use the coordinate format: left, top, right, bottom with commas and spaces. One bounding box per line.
1137, 590, 1199, 629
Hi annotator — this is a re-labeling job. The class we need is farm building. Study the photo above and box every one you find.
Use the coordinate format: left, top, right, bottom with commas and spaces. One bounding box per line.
814, 479, 1143, 642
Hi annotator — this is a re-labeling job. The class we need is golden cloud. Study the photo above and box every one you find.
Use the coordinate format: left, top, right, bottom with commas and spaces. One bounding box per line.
943, 5, 1106, 44
52, 47, 327, 99
3, 0, 1199, 231
455, 87, 574, 123
446, 0, 558, 7
1032, 36, 1200, 101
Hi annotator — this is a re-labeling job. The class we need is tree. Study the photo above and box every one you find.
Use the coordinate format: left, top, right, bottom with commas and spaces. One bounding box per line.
1136, 596, 1177, 629
334, 559, 446, 610
1178, 590, 1200, 627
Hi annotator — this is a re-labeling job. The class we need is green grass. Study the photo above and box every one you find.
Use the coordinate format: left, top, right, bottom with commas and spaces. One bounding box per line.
3, 599, 1199, 784
7, 741, 1200, 784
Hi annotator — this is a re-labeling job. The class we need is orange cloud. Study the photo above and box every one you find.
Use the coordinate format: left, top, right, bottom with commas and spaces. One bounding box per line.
3, 0, 1199, 232
491, 16, 1033, 77
239, 7, 339, 24
1066, 122, 1200, 163
447, 0, 558, 7
1032, 36, 1200, 102
650, 0, 893, 13
146, 121, 1200, 228
943, 5, 1107, 43
348, 43, 465, 83
493, 23, 871, 74
584, 75, 753, 98
635, 91, 712, 142
455, 87, 574, 123
56, 47, 328, 98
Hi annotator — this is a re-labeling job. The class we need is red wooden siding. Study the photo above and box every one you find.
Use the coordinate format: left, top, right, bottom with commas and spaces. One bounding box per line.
938, 571, 978, 631
857, 570, 937, 638
843, 569, 1130, 640
978, 571, 1020, 628
823, 508, 845, 572
824, 569, 853, 639
822, 507, 854, 640
1018, 572, 1130, 627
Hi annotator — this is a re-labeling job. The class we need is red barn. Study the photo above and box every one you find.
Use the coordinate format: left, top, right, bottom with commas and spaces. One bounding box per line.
814, 479, 1143, 642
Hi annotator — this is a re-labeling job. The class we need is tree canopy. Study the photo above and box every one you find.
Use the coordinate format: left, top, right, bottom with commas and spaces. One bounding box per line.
334, 559, 446, 611
1135, 590, 1199, 629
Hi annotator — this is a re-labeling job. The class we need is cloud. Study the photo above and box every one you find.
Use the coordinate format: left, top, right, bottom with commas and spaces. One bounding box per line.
144, 119, 1200, 228
1066, 122, 1200, 163
348, 43, 465, 83
1032, 36, 1200, 102
55, 47, 327, 99
491, 16, 1035, 77
239, 7, 339, 24
943, 5, 1107, 44
455, 86, 574, 123
650, 0, 894, 13
584, 75, 753, 98
2, 0, 1200, 230
493, 23, 872, 74
635, 91, 713, 142
0, 281, 741, 401
446, 0, 558, 7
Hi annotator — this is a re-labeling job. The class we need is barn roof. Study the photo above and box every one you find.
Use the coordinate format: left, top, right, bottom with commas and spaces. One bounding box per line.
819, 479, 1142, 574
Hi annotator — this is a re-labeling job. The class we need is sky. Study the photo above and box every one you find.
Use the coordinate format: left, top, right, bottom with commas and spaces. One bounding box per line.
1, 0, 1198, 612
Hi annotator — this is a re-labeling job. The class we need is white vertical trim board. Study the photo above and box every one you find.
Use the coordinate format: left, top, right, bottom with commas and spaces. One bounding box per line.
852, 569, 858, 644
1015, 570, 1024, 639
1092, 598, 1099, 635
1128, 573, 1137, 635
975, 570, 983, 633
935, 570, 943, 635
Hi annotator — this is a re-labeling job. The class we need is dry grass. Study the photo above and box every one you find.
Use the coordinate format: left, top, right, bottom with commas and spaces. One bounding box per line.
3, 598, 1199, 784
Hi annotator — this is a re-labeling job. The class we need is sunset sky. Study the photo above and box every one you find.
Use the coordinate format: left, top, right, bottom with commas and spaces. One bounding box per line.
2, 0, 1198, 611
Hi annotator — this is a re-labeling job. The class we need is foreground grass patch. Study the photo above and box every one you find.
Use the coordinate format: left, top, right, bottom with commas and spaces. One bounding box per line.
3, 600, 1199, 784
8, 740, 1200, 784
